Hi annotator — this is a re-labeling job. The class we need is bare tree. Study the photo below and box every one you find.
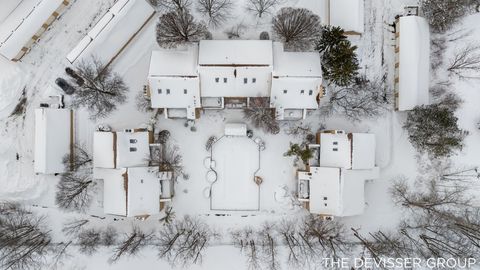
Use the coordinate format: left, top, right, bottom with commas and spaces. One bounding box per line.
159, 206, 176, 224
77, 228, 102, 255
0, 203, 54, 270
62, 218, 90, 236
102, 226, 118, 246
321, 76, 391, 121
243, 98, 279, 134
447, 44, 480, 79
71, 57, 128, 119
245, 0, 281, 18
196, 0, 233, 27
156, 216, 213, 267
149, 0, 192, 12
224, 22, 247, 39
272, 7, 322, 51
149, 143, 189, 181
231, 223, 280, 270
135, 89, 154, 113
277, 219, 316, 268
62, 143, 92, 171
55, 171, 95, 212
109, 226, 154, 263
156, 10, 211, 48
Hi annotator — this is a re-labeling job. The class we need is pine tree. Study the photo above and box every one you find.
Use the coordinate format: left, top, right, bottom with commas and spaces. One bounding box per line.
403, 104, 468, 157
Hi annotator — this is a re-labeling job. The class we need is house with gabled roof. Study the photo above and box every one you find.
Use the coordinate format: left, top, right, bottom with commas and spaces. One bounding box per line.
297, 130, 378, 217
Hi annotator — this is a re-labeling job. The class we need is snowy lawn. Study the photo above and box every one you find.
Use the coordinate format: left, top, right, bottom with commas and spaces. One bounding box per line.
210, 136, 261, 211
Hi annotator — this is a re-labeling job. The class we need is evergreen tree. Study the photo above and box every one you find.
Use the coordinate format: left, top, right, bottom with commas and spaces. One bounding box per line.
317, 26, 359, 87
403, 104, 468, 157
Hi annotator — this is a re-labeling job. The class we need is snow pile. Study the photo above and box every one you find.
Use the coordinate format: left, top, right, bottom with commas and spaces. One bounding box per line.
0, 59, 26, 119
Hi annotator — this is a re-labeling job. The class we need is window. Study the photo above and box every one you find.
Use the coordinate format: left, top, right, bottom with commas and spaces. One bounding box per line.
309, 90, 313, 96
323, 197, 328, 200
157, 89, 162, 94
300, 90, 305, 94
215, 77, 219, 83
141, 179, 144, 183
333, 148, 338, 152
166, 89, 170, 94
283, 89, 288, 94
184, 89, 187, 94
324, 203, 328, 206
129, 147, 137, 152
244, 78, 248, 84
252, 78, 256, 83
129, 139, 137, 143
333, 141, 338, 145
223, 78, 227, 83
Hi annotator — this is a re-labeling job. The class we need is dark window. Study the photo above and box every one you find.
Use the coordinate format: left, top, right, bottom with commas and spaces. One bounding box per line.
324, 203, 328, 206
184, 89, 187, 94
244, 78, 248, 84
223, 78, 227, 83
215, 77, 219, 83
323, 197, 328, 200
129, 147, 137, 152
301, 90, 305, 94
309, 90, 313, 95
283, 89, 287, 94
166, 89, 170, 94
129, 139, 137, 143
333, 148, 338, 152
252, 78, 256, 83
157, 89, 162, 94
333, 141, 338, 145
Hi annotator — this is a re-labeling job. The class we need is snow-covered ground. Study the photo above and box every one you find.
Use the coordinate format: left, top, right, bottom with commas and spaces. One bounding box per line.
1, 0, 480, 269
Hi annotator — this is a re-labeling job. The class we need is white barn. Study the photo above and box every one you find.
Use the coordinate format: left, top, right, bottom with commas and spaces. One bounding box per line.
34, 108, 73, 174
66, 0, 155, 65
395, 15, 430, 111
0, 0, 70, 61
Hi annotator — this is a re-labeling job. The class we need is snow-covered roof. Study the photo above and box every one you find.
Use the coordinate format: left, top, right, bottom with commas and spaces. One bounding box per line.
34, 108, 72, 174
148, 46, 198, 77
97, 168, 128, 216
351, 133, 375, 169
93, 132, 116, 168
116, 130, 151, 168
0, 1, 20, 24
198, 40, 273, 66
396, 15, 430, 111
148, 77, 201, 114
126, 167, 161, 217
272, 42, 322, 77
198, 66, 272, 97
329, 0, 364, 34
0, 0, 67, 60
225, 123, 247, 137
98, 167, 162, 217
270, 77, 321, 110
66, 0, 155, 64
303, 167, 374, 216
319, 133, 351, 168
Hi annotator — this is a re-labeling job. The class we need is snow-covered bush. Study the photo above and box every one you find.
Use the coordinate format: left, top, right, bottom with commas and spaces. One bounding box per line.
259, 31, 270, 40
272, 7, 321, 51
421, 0, 479, 33
403, 104, 468, 158
156, 9, 210, 48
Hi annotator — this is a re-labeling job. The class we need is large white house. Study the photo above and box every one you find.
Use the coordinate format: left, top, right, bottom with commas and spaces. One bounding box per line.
0, 0, 70, 61
34, 108, 73, 174
395, 14, 430, 111
146, 40, 322, 120
93, 128, 174, 218
297, 130, 378, 217
96, 167, 172, 217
